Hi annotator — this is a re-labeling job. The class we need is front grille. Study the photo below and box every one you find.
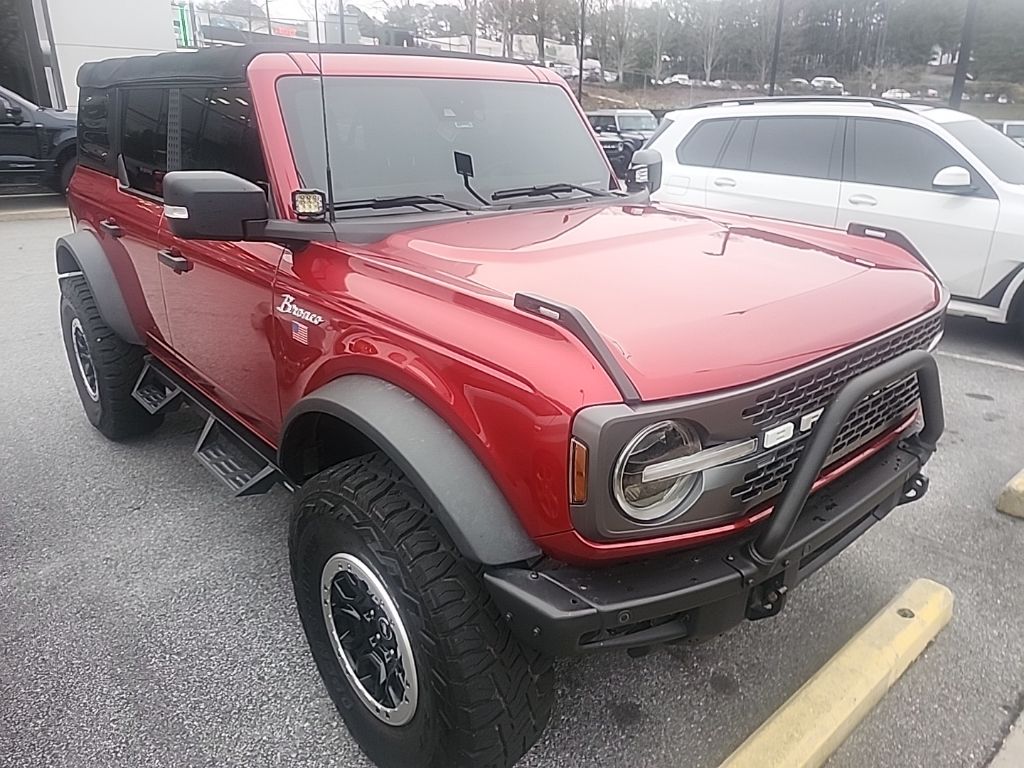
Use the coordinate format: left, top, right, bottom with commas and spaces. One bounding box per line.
731, 374, 921, 504
740, 314, 942, 428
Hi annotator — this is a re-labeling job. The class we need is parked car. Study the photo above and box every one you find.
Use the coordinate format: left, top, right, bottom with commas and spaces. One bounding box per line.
0, 84, 77, 193
662, 73, 691, 86
586, 108, 659, 152
881, 88, 912, 100
59, 46, 945, 768
811, 76, 844, 93
640, 96, 1024, 332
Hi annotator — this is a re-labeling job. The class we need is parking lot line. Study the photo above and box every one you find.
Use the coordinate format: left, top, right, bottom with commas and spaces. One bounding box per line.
718, 579, 954, 768
936, 350, 1024, 374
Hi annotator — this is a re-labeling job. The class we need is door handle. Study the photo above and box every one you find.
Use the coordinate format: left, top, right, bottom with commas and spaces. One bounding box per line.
157, 248, 193, 274
848, 194, 878, 206
713, 177, 737, 188
99, 218, 123, 238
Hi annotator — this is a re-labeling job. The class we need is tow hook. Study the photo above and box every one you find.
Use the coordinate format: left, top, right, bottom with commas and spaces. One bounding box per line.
746, 578, 788, 621
899, 473, 929, 505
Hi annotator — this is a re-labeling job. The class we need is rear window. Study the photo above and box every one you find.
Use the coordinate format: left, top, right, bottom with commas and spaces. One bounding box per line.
749, 116, 840, 180
944, 119, 1024, 184
120, 87, 169, 196
78, 88, 111, 172
676, 119, 733, 166
718, 118, 755, 170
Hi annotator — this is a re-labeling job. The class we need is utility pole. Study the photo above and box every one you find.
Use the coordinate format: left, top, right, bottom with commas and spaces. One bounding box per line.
338, 0, 346, 43
577, 0, 585, 102
950, 0, 979, 110
768, 0, 785, 96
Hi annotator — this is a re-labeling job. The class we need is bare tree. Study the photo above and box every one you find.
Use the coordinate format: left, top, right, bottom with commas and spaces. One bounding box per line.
608, 0, 634, 84
463, 0, 478, 52
696, 0, 725, 83
650, 2, 669, 82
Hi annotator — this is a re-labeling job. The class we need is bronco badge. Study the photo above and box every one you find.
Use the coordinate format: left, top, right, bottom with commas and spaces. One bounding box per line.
276, 294, 324, 325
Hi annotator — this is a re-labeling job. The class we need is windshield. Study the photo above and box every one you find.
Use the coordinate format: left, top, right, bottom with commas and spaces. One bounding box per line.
277, 76, 611, 210
617, 114, 658, 132
944, 119, 1024, 184
1006, 124, 1024, 140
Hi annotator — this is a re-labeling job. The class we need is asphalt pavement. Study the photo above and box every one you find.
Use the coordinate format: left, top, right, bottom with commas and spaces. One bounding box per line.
2, 214, 1024, 768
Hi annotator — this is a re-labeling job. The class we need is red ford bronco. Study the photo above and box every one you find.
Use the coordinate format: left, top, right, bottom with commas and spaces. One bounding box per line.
58, 45, 946, 768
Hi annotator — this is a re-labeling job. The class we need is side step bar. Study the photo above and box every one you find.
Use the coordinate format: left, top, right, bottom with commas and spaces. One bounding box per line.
194, 416, 281, 496
132, 358, 285, 497
132, 364, 182, 415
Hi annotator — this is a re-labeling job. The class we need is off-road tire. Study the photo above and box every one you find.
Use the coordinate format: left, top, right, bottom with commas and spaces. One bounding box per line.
59, 275, 162, 439
290, 452, 554, 768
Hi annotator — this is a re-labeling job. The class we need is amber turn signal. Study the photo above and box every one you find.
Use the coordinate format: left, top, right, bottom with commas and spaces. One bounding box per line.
570, 438, 589, 504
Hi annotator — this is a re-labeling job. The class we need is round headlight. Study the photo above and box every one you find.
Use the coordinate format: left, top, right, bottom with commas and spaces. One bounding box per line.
613, 420, 703, 522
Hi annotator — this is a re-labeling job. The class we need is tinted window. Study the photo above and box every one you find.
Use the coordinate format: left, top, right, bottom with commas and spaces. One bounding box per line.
718, 118, 755, 170
277, 77, 610, 207
853, 118, 970, 191
676, 119, 733, 166
589, 115, 616, 130
78, 88, 111, 172
943, 119, 1024, 185
179, 86, 267, 185
749, 117, 839, 179
120, 88, 168, 196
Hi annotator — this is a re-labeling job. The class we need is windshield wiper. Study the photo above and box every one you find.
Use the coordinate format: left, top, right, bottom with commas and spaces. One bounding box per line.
490, 183, 612, 202
332, 195, 479, 212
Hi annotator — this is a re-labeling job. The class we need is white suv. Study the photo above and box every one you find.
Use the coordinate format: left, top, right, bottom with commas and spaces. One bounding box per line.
644, 97, 1024, 331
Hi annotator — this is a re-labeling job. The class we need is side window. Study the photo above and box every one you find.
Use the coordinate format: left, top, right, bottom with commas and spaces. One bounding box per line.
676, 119, 734, 167
179, 85, 267, 186
749, 117, 840, 180
78, 88, 111, 172
120, 87, 169, 197
852, 118, 974, 192
718, 118, 756, 170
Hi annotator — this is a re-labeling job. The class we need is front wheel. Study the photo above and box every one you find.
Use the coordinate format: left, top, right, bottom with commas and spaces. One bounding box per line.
290, 452, 554, 768
59, 275, 162, 439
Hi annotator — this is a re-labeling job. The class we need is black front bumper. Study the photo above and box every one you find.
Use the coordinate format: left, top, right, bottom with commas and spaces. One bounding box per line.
484, 350, 943, 656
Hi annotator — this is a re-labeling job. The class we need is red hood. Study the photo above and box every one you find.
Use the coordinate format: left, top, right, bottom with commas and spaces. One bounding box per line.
363, 203, 942, 401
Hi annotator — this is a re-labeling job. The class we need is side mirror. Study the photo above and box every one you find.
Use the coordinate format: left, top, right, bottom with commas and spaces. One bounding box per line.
932, 165, 974, 194
162, 170, 269, 241
0, 103, 23, 125
626, 148, 663, 193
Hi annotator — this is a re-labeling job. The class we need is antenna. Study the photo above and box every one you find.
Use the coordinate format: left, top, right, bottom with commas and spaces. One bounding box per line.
312, 2, 336, 222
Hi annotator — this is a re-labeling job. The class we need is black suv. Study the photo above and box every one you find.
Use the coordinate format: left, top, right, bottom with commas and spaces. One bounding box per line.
0, 85, 77, 193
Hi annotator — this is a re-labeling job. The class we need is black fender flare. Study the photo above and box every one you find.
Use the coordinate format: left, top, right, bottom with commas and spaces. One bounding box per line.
280, 375, 541, 566
55, 231, 144, 345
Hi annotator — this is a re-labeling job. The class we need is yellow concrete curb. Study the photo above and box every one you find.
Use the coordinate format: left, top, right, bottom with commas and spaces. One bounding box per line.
719, 578, 954, 768
996, 470, 1024, 519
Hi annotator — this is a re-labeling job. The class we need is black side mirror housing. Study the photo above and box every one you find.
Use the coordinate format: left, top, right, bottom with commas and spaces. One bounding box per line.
626, 148, 663, 193
162, 170, 269, 241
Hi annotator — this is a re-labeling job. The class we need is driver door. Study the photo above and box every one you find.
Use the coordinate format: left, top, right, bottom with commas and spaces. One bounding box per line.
836, 118, 998, 298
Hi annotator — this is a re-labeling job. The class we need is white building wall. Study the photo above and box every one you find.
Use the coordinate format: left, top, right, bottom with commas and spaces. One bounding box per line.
42, 0, 175, 107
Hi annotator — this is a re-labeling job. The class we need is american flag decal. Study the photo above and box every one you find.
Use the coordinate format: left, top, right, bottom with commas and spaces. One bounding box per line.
291, 320, 309, 345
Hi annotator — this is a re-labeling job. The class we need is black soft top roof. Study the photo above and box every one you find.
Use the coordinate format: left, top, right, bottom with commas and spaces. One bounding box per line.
77, 44, 524, 89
